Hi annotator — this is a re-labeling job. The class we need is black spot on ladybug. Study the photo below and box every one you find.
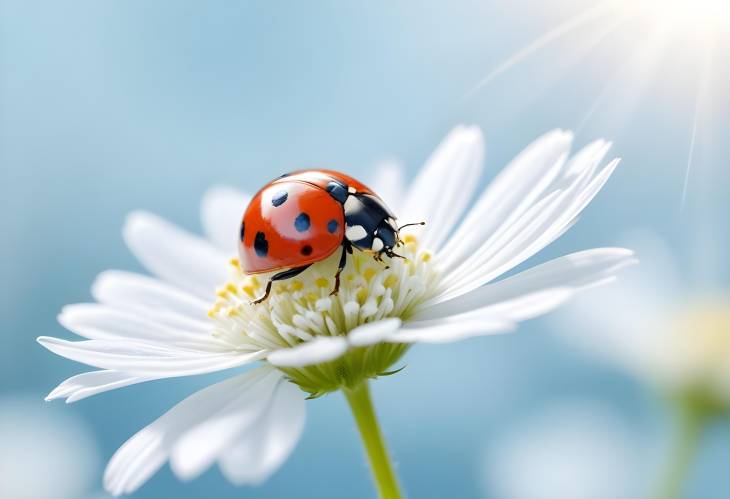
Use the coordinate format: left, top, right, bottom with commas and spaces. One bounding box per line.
301, 245, 313, 256
254, 231, 268, 257
327, 219, 339, 233
325, 181, 348, 203
240, 222, 245, 241
294, 213, 310, 232
271, 190, 288, 207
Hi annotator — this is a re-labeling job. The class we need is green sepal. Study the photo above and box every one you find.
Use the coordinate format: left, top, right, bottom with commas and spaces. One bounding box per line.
377, 365, 407, 377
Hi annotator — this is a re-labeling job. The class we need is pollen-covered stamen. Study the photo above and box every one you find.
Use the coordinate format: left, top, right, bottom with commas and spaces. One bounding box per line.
208, 237, 439, 392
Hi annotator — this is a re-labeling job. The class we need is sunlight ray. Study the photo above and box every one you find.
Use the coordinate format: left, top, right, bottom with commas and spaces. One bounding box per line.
575, 85, 610, 136
680, 45, 712, 214
574, 22, 663, 136
464, 2, 614, 99
680, 90, 701, 214
586, 24, 672, 137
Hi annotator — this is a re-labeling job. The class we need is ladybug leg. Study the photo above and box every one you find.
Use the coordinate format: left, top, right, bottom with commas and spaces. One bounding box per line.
385, 249, 407, 260
252, 264, 311, 305
252, 281, 274, 305
370, 252, 391, 268
330, 242, 350, 296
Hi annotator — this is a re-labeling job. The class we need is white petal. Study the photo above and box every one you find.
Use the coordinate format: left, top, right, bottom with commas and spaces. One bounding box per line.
169, 369, 281, 480
395, 289, 576, 344
92, 270, 210, 325
551, 234, 677, 374
347, 318, 402, 346
103, 368, 274, 496
437, 157, 620, 301
367, 160, 405, 214
123, 211, 229, 300
391, 317, 515, 343
437, 187, 568, 299
438, 129, 573, 271
420, 248, 637, 320
58, 304, 224, 351
46, 370, 147, 403
452, 288, 577, 322
36, 337, 265, 377
401, 125, 485, 251
217, 379, 305, 485
201, 186, 250, 255
558, 139, 611, 184
266, 336, 348, 367
441, 138, 611, 295
476, 160, 620, 289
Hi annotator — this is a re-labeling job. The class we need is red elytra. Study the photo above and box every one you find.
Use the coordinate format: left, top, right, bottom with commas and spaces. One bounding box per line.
238, 169, 414, 304
240, 180, 345, 273
273, 169, 375, 197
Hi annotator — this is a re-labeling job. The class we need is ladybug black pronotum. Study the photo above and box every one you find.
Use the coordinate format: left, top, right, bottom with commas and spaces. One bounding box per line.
239, 169, 423, 304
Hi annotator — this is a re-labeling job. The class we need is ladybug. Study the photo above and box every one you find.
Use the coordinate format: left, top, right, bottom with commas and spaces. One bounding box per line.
238, 169, 423, 304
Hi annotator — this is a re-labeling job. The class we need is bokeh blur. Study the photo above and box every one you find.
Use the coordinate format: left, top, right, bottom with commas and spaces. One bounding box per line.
2, 1, 729, 498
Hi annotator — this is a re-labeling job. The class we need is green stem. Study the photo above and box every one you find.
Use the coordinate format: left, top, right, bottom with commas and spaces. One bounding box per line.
655, 402, 707, 499
344, 381, 403, 499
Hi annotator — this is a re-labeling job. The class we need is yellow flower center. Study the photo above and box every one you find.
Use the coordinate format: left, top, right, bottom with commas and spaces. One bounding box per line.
208, 238, 439, 395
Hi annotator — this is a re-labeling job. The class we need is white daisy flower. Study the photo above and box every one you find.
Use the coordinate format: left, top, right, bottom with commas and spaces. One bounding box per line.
553, 233, 730, 409
39, 125, 635, 497
552, 233, 729, 499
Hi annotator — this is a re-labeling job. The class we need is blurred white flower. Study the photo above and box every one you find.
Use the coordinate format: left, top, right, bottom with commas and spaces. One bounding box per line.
553, 233, 730, 409
38, 125, 635, 496
552, 233, 730, 499
483, 402, 646, 499
0, 395, 99, 499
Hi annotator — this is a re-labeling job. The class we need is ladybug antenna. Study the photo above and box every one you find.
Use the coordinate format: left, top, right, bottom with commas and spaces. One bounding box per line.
397, 221, 425, 230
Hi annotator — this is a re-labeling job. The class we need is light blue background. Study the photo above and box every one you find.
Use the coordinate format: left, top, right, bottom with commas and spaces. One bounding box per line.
2, 1, 729, 498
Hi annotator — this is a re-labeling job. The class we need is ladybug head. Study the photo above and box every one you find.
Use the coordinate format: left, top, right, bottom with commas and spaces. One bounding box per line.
379, 221, 426, 260
346, 216, 425, 261
372, 218, 398, 255
343, 191, 425, 260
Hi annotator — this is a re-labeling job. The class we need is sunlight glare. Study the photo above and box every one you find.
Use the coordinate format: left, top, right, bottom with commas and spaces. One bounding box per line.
620, 0, 730, 37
